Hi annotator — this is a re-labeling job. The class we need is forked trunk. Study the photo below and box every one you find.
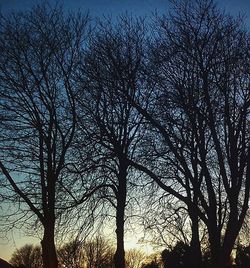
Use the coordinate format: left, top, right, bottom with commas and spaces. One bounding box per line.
208, 213, 240, 268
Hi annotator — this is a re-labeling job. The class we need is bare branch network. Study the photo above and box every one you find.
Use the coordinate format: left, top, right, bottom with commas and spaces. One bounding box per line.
0, 1, 249, 268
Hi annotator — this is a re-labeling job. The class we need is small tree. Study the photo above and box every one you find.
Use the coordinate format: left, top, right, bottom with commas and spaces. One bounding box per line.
83, 236, 115, 268
57, 240, 84, 268
10, 244, 42, 268
126, 248, 146, 268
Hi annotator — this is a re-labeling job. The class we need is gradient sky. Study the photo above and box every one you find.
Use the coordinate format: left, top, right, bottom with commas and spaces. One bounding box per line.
0, 0, 249, 262
0, 0, 250, 24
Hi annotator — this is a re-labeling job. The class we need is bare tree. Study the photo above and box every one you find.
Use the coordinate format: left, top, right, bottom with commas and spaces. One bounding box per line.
0, 4, 89, 268
124, 1, 250, 267
125, 248, 145, 268
142, 196, 193, 248
57, 240, 84, 268
10, 244, 42, 268
76, 15, 148, 268
83, 236, 115, 268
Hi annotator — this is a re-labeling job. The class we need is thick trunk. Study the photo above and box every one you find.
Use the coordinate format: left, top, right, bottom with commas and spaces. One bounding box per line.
211, 255, 232, 268
114, 159, 127, 268
208, 230, 233, 268
208, 224, 221, 268
114, 207, 126, 268
218, 223, 239, 268
209, 225, 241, 268
41, 220, 58, 268
209, 211, 241, 268
189, 208, 202, 268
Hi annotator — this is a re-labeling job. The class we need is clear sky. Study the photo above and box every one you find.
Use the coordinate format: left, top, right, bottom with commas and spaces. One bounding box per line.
0, 0, 249, 262
0, 0, 250, 24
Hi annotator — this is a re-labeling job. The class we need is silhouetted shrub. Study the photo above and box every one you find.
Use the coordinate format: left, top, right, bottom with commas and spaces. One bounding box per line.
161, 241, 191, 268
235, 245, 250, 268
141, 260, 160, 268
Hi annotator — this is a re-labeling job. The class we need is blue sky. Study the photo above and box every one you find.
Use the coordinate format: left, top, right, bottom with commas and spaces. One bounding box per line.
0, 0, 249, 262
0, 0, 250, 25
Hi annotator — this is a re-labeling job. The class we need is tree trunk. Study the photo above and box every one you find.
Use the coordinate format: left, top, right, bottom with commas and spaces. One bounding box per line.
114, 158, 127, 268
210, 255, 232, 268
218, 222, 239, 268
41, 220, 58, 268
114, 208, 126, 268
189, 207, 202, 268
208, 224, 222, 268
208, 212, 240, 268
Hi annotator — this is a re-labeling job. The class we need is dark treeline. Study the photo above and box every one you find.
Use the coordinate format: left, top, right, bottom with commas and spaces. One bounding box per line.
0, 1, 249, 268
6, 239, 250, 268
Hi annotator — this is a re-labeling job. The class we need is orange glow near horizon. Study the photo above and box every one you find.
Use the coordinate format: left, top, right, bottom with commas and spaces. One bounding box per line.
0, 230, 156, 262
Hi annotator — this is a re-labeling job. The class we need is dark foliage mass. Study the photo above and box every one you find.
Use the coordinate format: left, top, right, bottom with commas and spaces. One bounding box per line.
162, 242, 191, 268
8, 241, 250, 268
0, 258, 15, 268
235, 245, 250, 268
0, 1, 249, 268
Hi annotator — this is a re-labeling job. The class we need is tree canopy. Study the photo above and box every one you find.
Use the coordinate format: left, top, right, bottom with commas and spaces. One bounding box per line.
0, 1, 249, 268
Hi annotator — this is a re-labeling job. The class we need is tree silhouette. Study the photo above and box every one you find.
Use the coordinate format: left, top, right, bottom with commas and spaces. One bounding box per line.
0, 2, 248, 268
0, 4, 89, 268
125, 1, 250, 267
141, 260, 160, 268
161, 242, 191, 268
76, 15, 147, 268
57, 240, 84, 268
10, 244, 42, 268
235, 244, 250, 268
126, 248, 146, 268
83, 236, 115, 268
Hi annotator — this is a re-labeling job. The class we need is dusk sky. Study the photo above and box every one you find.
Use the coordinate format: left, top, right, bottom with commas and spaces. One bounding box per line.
0, 0, 249, 263
0, 0, 250, 25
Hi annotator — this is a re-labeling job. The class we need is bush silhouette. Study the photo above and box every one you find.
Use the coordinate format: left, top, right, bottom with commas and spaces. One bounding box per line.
161, 241, 191, 268
235, 245, 250, 268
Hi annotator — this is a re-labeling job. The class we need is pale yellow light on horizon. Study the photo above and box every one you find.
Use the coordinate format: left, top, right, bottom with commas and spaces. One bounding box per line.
124, 237, 155, 255
0, 232, 39, 262
0, 230, 155, 262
